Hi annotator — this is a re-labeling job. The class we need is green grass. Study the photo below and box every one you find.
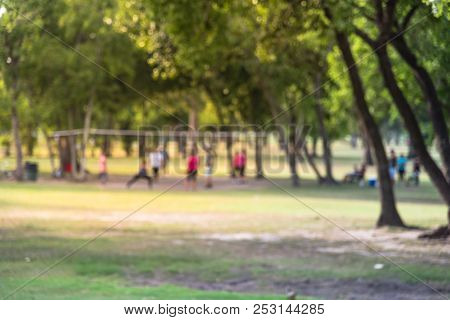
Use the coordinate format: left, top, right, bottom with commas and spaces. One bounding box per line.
1, 277, 284, 300
0, 141, 448, 299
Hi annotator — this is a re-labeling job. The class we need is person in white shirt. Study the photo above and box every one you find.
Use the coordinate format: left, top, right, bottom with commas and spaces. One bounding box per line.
149, 148, 163, 181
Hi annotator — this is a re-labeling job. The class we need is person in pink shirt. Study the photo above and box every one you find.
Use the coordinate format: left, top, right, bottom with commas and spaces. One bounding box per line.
98, 152, 108, 184
233, 151, 240, 178
186, 149, 199, 190
238, 149, 247, 183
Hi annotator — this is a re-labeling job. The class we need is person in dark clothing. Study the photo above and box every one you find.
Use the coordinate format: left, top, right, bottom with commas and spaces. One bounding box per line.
407, 158, 421, 187
126, 160, 153, 188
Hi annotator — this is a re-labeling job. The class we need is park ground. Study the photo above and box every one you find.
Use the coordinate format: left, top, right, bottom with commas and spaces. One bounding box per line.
0, 142, 449, 299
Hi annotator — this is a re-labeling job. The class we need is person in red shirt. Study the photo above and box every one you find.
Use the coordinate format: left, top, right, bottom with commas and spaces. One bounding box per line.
186, 149, 199, 190
233, 151, 240, 178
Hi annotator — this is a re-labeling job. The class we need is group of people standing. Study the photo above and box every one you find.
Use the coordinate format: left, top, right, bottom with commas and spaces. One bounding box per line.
121, 147, 248, 190
343, 149, 421, 187
388, 149, 421, 186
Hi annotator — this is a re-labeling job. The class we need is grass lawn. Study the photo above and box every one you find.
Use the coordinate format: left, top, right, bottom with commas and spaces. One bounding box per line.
0, 142, 448, 299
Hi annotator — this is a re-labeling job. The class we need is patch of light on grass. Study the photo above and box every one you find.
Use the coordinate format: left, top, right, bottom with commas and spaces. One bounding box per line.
0, 7, 6, 17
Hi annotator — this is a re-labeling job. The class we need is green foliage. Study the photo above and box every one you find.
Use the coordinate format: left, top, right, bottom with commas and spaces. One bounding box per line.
0, 0, 447, 152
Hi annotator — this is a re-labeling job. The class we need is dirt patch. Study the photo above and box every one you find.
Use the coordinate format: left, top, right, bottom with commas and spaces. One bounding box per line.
130, 272, 449, 300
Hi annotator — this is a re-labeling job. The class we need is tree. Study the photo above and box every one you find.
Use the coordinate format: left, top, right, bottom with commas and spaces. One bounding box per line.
389, 2, 450, 182
351, 0, 450, 224
324, 6, 404, 227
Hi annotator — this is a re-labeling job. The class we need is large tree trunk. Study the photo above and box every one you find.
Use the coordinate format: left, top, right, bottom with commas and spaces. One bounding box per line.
311, 136, 318, 157
333, 28, 404, 227
392, 34, 450, 182
375, 45, 450, 211
360, 123, 374, 166
10, 87, 23, 181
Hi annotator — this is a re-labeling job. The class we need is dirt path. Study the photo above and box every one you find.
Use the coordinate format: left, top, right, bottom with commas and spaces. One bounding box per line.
132, 274, 449, 299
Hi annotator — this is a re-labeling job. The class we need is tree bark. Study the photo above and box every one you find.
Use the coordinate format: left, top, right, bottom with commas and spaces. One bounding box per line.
10, 86, 23, 180
332, 28, 404, 227
363, 138, 374, 166
391, 34, 450, 182
42, 128, 56, 176
311, 136, 318, 157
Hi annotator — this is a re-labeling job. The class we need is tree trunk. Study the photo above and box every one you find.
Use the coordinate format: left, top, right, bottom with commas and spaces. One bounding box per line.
375, 45, 450, 211
361, 126, 374, 165
392, 34, 450, 182
78, 94, 95, 180
302, 142, 325, 183
311, 136, 318, 157
288, 114, 300, 187
57, 136, 71, 176
314, 83, 337, 184
10, 87, 23, 180
67, 111, 78, 179
25, 126, 36, 157
255, 133, 264, 179
333, 29, 404, 227
42, 128, 56, 176
187, 96, 199, 153
226, 135, 234, 177
363, 139, 374, 166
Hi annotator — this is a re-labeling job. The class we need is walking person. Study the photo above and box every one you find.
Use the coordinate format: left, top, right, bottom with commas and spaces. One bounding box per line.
126, 160, 153, 188
186, 150, 199, 191
98, 152, 108, 184
149, 148, 163, 182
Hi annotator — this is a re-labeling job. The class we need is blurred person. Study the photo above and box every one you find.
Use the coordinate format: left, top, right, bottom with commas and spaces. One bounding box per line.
186, 150, 199, 191
149, 148, 163, 181
126, 159, 152, 188
238, 149, 247, 183
397, 153, 407, 182
98, 152, 108, 184
407, 158, 421, 187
